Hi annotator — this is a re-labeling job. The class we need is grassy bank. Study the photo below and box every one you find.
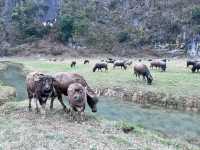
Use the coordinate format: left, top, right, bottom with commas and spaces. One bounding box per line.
0, 62, 16, 105
0, 100, 197, 150
8, 57, 200, 97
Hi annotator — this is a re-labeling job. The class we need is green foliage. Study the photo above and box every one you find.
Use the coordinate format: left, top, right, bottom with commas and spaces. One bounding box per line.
57, 11, 89, 43
73, 14, 89, 37
57, 15, 74, 43
117, 31, 130, 43
11, 1, 49, 43
192, 6, 200, 24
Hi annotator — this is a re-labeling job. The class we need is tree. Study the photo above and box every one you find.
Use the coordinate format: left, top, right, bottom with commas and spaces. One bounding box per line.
57, 15, 74, 43
192, 7, 200, 24
11, 0, 49, 42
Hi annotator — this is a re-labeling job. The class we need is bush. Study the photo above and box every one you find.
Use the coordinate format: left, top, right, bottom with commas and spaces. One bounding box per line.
57, 15, 74, 43
192, 7, 200, 24
57, 13, 89, 43
11, 1, 49, 42
117, 32, 130, 43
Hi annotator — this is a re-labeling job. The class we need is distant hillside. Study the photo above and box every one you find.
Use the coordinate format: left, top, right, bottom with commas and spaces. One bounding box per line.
0, 0, 199, 56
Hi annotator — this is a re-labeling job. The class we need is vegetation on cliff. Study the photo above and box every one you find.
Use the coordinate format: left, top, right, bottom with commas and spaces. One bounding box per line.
0, 0, 199, 56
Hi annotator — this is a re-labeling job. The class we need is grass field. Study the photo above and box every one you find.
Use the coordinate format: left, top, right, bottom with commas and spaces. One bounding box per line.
8, 57, 200, 97
0, 58, 199, 149
0, 100, 197, 150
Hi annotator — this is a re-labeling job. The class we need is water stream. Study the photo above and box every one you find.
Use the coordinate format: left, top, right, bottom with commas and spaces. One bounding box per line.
0, 62, 200, 143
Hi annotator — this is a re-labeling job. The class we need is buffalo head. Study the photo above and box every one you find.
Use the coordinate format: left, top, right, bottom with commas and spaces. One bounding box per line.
67, 83, 87, 112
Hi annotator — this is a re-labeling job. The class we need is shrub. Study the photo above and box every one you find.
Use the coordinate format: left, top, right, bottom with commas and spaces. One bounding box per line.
117, 32, 130, 43
57, 15, 74, 43
192, 7, 200, 24
11, 1, 49, 42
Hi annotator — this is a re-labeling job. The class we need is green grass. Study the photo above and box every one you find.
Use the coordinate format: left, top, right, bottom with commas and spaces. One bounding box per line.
0, 100, 198, 150
8, 58, 200, 97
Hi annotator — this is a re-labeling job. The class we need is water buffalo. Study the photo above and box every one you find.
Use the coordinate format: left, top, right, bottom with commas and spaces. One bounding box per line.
67, 83, 87, 121
150, 60, 166, 71
71, 61, 76, 68
125, 60, 133, 66
26, 72, 55, 114
50, 58, 56, 62
68, 83, 86, 112
187, 60, 198, 67
191, 62, 200, 73
113, 61, 127, 70
134, 64, 153, 85
84, 60, 89, 64
51, 73, 98, 113
106, 58, 116, 63
93, 62, 108, 72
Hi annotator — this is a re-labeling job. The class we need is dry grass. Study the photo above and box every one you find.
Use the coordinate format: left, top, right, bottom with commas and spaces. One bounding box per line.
0, 100, 197, 150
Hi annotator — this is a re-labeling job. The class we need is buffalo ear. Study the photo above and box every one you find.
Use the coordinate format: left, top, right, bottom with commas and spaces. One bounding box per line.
52, 77, 57, 83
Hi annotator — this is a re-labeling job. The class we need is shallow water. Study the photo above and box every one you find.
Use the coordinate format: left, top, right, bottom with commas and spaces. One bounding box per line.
0, 62, 200, 142
94, 97, 200, 140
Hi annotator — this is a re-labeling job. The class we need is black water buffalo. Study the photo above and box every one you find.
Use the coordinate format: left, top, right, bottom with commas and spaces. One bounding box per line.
71, 61, 76, 68
125, 60, 133, 66
26, 72, 55, 114
113, 61, 127, 70
162, 59, 167, 62
50, 58, 57, 62
51, 73, 98, 113
84, 60, 89, 64
106, 58, 116, 63
150, 60, 166, 71
191, 62, 200, 73
93, 62, 108, 72
134, 64, 153, 85
187, 60, 198, 67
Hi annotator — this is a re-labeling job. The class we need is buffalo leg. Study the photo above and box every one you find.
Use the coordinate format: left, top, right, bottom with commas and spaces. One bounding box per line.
38, 97, 47, 116
143, 75, 146, 80
28, 92, 32, 111
135, 73, 137, 78
29, 98, 32, 111
35, 97, 39, 113
50, 97, 54, 110
58, 94, 67, 112
41, 103, 46, 116
80, 112, 85, 122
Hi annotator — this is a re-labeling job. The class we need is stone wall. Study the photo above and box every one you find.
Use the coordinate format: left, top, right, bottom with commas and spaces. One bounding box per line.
95, 87, 200, 112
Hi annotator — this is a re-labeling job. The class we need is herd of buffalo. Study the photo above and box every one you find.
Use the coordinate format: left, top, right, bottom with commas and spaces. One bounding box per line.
26, 72, 98, 120
26, 58, 198, 119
